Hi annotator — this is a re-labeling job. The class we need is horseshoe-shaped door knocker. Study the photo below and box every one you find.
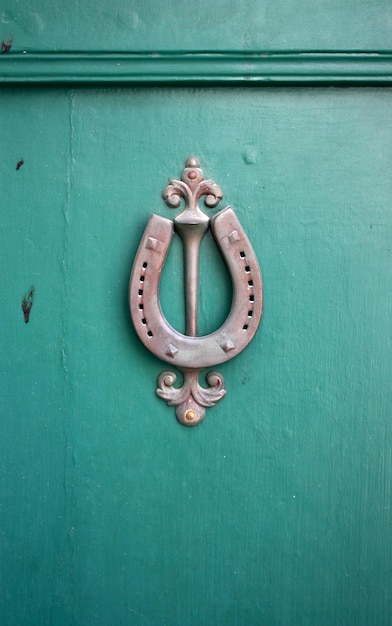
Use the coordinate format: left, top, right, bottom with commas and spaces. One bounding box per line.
129, 157, 263, 426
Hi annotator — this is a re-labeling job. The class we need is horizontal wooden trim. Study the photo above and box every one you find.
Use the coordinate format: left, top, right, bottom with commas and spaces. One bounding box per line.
1, 52, 392, 85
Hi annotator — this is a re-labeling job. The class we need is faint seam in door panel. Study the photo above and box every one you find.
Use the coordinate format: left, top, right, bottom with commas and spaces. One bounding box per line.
62, 89, 76, 620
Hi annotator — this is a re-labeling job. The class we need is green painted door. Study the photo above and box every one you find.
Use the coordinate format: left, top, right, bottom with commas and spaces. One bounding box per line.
1, 3, 392, 625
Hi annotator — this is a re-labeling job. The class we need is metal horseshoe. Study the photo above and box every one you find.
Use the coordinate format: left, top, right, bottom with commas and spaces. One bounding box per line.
129, 157, 263, 426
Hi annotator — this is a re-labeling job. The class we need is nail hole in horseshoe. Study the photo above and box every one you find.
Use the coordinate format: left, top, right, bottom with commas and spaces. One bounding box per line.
147, 330, 153, 337
141, 318, 147, 325
240, 251, 245, 258
140, 276, 145, 282
142, 262, 148, 268
248, 279, 253, 286
249, 295, 254, 302
245, 265, 251, 273
138, 289, 143, 296
243, 324, 249, 330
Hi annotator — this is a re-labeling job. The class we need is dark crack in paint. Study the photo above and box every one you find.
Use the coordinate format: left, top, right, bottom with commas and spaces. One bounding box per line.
22, 286, 35, 323
16, 159, 24, 170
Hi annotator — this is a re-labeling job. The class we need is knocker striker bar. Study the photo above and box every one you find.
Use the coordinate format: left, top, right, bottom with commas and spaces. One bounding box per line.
129, 157, 263, 426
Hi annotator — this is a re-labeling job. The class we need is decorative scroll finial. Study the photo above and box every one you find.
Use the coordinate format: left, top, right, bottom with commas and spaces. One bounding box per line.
162, 156, 223, 215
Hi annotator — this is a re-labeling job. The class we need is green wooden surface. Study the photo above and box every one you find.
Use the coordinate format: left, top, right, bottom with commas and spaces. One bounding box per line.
1, 0, 392, 53
1, 86, 392, 625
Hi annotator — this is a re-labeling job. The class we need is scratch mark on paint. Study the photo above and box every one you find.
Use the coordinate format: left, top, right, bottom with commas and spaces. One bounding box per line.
22, 286, 35, 323
16, 159, 24, 170
61, 90, 75, 374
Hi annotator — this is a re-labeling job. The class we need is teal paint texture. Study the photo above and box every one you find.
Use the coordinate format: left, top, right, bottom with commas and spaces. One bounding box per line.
1, 85, 391, 625
1, 2, 392, 623
1, 0, 392, 52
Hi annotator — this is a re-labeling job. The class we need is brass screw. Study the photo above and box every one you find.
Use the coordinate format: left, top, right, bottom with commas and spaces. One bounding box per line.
184, 409, 196, 422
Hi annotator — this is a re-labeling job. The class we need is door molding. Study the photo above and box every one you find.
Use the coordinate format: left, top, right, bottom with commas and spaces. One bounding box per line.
1, 51, 392, 85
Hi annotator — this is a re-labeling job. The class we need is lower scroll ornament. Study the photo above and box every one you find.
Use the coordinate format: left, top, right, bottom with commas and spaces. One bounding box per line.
129, 157, 263, 426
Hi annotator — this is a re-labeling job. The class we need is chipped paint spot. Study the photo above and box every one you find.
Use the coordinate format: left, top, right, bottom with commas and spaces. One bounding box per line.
1, 37, 12, 53
16, 159, 24, 171
22, 286, 35, 323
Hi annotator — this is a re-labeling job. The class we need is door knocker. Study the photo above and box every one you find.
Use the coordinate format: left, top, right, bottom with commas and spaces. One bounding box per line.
129, 157, 263, 426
